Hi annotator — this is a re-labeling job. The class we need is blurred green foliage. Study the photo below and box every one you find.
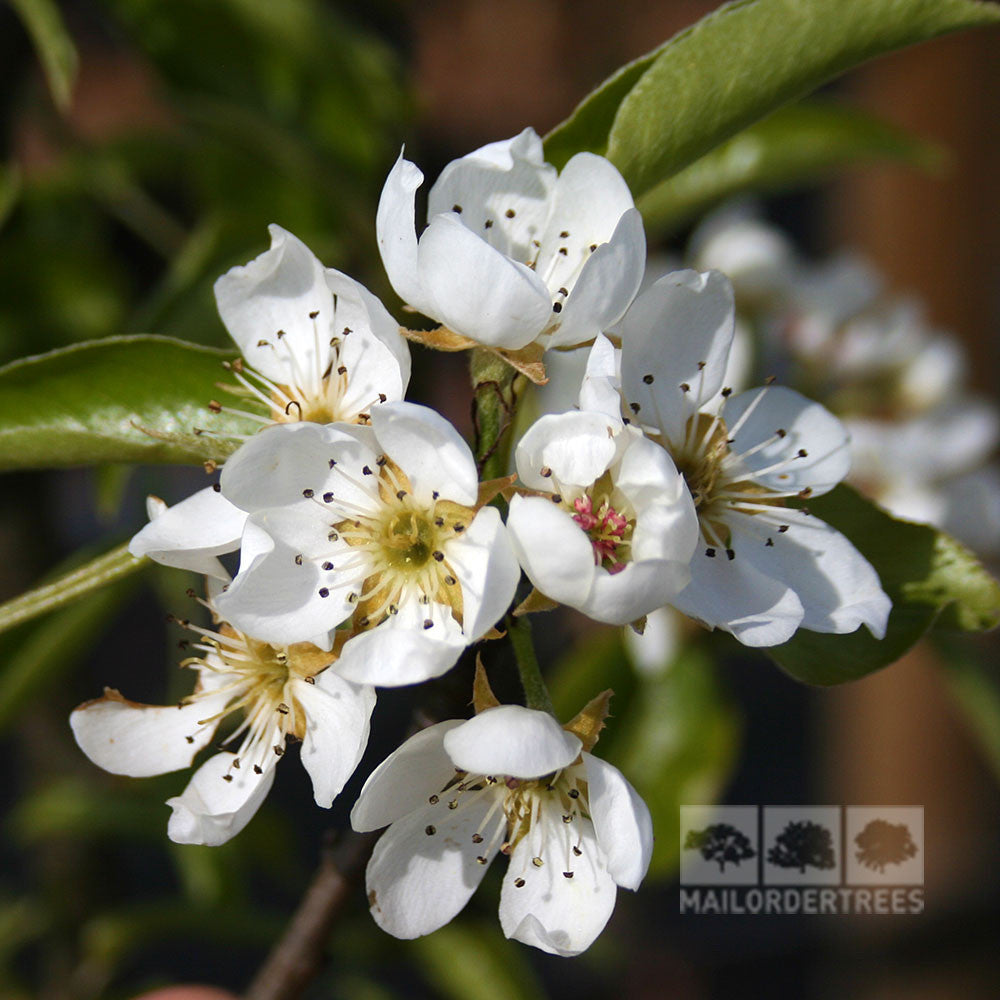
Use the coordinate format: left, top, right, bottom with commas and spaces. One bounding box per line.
0, 0, 407, 362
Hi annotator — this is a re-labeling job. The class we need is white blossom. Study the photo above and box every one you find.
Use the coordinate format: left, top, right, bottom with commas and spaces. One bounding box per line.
507, 409, 698, 625
351, 704, 652, 956
377, 128, 645, 350
619, 269, 891, 647
70, 615, 375, 846
197, 401, 521, 683
213, 224, 410, 427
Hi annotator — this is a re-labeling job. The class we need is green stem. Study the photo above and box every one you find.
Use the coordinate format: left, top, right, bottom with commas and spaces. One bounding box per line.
0, 542, 146, 636
506, 614, 554, 715
470, 347, 519, 481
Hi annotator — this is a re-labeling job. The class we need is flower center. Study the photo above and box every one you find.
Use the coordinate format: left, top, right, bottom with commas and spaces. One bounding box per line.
179, 621, 338, 774
571, 494, 632, 573
333, 460, 472, 631
423, 762, 591, 881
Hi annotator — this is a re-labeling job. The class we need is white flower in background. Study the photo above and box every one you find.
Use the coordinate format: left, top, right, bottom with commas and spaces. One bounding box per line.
620, 269, 891, 647
351, 703, 652, 956
196, 401, 520, 684
70, 616, 375, 846
507, 408, 698, 625
377, 128, 645, 350
214, 224, 410, 426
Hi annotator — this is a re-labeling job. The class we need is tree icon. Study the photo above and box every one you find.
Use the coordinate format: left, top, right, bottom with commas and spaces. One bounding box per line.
854, 818, 918, 873
767, 820, 836, 873
683, 823, 756, 873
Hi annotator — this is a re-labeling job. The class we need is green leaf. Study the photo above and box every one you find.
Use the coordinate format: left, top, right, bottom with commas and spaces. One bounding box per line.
770, 486, 1000, 685
8, 0, 78, 111
0, 334, 258, 470
409, 921, 547, 1000
638, 102, 944, 235
544, 0, 1000, 198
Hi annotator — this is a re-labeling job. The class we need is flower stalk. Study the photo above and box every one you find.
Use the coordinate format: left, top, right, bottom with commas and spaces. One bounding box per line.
470, 347, 520, 481
505, 613, 554, 715
0, 542, 145, 637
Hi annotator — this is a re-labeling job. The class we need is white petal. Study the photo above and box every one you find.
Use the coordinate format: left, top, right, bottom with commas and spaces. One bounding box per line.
365, 795, 501, 939
443, 705, 581, 778
221, 422, 377, 514
583, 753, 652, 890
499, 812, 617, 956
579, 558, 691, 626
578, 333, 624, 420
427, 128, 556, 265
731, 508, 891, 639
128, 486, 246, 581
550, 208, 646, 349
372, 401, 479, 506
620, 269, 735, 444
445, 505, 520, 641
417, 213, 552, 349
325, 267, 411, 413
514, 411, 619, 491
294, 671, 376, 808
333, 604, 467, 687
724, 386, 851, 496
351, 720, 464, 832
214, 225, 332, 386
673, 543, 805, 647
166, 750, 277, 846
506, 495, 596, 610
376, 152, 431, 315
614, 430, 693, 517
542, 151, 635, 247
70, 682, 228, 778
214, 510, 353, 648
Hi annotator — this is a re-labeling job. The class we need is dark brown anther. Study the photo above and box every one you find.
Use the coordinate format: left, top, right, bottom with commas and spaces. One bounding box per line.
212, 483, 222, 492
726, 549, 735, 560
223, 774, 233, 782
540, 466, 552, 477
642, 373, 654, 384
484, 219, 493, 229
322, 561, 334, 571
294, 554, 303, 566
302, 488, 315, 498
680, 382, 691, 392
318, 587, 330, 598
323, 492, 334, 503
515, 878, 525, 888
452, 204, 462, 213
362, 465, 373, 475
472, 833, 484, 844
552, 302, 562, 313
254, 764, 263, 774
309, 310, 319, 319
706, 547, 716, 558
432, 551, 444, 562
425, 825, 436, 835
505, 208, 515, 218
396, 489, 407, 500
422, 619, 433, 630
277, 704, 289, 714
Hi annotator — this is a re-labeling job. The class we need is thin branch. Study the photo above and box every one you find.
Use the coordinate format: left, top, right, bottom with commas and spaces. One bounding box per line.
506, 613, 554, 716
244, 830, 375, 1000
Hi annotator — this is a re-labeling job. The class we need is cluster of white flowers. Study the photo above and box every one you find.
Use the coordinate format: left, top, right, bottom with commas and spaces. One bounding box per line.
692, 208, 1000, 558
71, 131, 892, 954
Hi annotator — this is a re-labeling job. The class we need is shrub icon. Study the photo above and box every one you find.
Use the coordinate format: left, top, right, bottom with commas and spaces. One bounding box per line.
683, 822, 756, 873
854, 818, 918, 873
767, 820, 836, 873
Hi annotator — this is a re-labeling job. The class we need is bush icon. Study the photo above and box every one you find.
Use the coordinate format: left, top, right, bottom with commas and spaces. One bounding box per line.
767, 820, 836, 873
683, 822, 756, 873
855, 818, 918, 873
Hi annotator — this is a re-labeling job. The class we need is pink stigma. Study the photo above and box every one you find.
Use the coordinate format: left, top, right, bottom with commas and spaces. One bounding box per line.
572, 495, 629, 572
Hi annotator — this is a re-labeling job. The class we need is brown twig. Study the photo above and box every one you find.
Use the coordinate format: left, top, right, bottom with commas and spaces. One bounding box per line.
243, 830, 375, 1000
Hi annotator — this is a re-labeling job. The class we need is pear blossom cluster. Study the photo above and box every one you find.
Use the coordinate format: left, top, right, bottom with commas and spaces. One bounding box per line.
71, 130, 894, 955
692, 209, 1000, 558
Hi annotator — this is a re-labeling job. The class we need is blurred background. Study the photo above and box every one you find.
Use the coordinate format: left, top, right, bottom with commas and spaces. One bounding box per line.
0, 1, 998, 998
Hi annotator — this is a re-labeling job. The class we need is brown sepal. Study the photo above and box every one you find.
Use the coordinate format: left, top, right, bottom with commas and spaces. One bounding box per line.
564, 689, 614, 753
477, 474, 518, 509
472, 655, 501, 714
401, 326, 548, 385
512, 588, 559, 617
